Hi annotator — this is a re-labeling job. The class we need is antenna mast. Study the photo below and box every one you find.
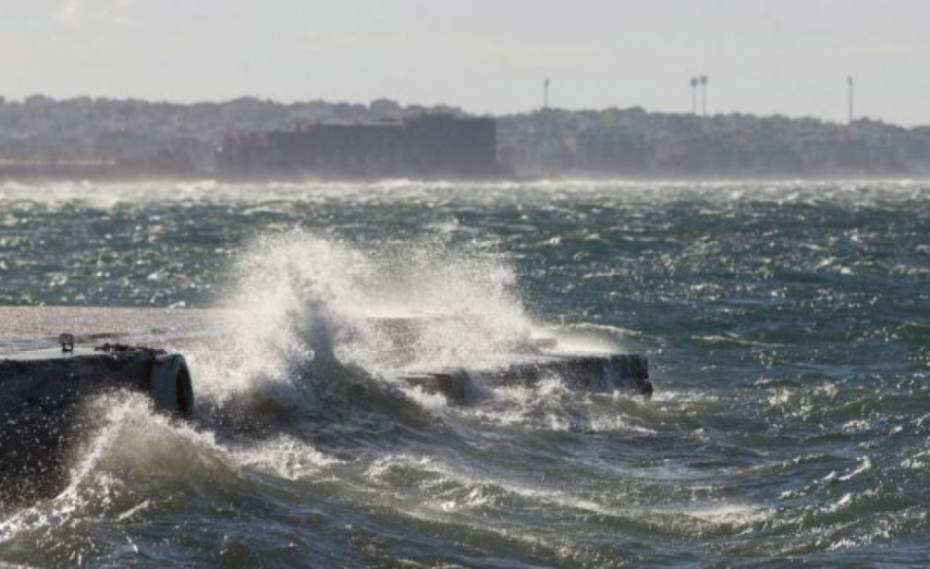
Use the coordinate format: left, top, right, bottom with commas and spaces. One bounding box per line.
700, 75, 708, 117
848, 75, 854, 124
690, 77, 698, 115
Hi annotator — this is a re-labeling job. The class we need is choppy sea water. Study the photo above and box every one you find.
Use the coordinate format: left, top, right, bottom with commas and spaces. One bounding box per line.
1, 179, 930, 568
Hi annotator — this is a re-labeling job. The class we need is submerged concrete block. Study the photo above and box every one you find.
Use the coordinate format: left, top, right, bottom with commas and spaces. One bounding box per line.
402, 353, 653, 403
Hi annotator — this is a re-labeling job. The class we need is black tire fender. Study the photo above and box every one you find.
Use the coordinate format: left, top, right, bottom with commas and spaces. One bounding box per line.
149, 354, 194, 417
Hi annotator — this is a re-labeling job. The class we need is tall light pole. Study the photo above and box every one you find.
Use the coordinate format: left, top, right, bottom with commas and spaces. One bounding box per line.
700, 75, 708, 117
690, 77, 698, 115
847, 75, 854, 124
543, 77, 550, 110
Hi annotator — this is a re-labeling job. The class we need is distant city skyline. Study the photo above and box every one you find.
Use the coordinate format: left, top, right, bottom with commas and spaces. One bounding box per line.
2, 0, 929, 126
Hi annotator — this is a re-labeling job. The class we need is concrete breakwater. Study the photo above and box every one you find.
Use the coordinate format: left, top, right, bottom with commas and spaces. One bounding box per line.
0, 306, 652, 510
0, 346, 193, 509
1, 308, 201, 511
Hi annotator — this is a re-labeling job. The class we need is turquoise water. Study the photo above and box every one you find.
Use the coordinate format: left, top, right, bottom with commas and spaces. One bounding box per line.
1, 179, 930, 568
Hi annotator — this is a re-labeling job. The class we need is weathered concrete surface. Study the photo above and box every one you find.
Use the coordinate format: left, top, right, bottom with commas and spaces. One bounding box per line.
0, 306, 221, 345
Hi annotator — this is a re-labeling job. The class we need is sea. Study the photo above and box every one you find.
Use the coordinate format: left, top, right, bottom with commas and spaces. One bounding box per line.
1, 179, 929, 568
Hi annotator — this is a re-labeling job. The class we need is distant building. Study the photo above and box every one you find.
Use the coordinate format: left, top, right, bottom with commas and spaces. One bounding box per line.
216, 114, 507, 179
576, 128, 647, 174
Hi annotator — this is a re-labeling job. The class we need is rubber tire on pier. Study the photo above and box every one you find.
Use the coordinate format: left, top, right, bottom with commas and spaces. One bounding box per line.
149, 354, 194, 417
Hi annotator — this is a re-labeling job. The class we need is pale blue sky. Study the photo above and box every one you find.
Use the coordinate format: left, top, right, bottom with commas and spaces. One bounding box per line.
2, 0, 929, 125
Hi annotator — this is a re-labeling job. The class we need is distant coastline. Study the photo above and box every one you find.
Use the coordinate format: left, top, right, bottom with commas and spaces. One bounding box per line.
1, 95, 929, 181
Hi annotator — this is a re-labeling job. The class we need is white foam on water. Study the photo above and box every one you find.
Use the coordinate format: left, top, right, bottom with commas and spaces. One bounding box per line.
4, 180, 929, 216
673, 501, 773, 527
234, 435, 342, 481
359, 450, 772, 548
399, 384, 455, 413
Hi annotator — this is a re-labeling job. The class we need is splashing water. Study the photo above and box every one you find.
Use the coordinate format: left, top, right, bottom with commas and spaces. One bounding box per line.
188, 228, 550, 410
4, 180, 930, 568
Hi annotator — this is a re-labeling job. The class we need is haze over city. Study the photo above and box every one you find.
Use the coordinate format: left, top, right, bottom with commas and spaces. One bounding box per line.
2, 0, 928, 126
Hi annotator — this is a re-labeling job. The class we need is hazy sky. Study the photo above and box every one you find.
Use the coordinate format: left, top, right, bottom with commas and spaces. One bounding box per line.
3, 0, 929, 125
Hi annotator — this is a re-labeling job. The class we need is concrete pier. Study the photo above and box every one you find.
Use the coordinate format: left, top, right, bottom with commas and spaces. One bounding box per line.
0, 308, 199, 510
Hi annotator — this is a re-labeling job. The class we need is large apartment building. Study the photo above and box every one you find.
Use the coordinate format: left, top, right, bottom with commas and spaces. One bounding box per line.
216, 114, 505, 179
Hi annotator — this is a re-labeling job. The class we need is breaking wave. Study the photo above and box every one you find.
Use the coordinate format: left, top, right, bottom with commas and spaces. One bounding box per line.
5, 180, 930, 567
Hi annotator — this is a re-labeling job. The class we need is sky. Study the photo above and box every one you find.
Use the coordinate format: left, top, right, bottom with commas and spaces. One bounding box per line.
2, 0, 929, 126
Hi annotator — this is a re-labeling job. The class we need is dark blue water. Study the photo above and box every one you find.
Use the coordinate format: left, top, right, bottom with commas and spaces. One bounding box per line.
2, 179, 930, 568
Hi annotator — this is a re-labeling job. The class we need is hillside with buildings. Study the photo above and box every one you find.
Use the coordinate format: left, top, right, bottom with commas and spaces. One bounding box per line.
500, 107, 930, 179
0, 94, 928, 179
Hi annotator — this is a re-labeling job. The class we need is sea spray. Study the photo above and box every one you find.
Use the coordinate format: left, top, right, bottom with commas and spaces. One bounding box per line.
192, 228, 545, 392
178, 228, 646, 440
